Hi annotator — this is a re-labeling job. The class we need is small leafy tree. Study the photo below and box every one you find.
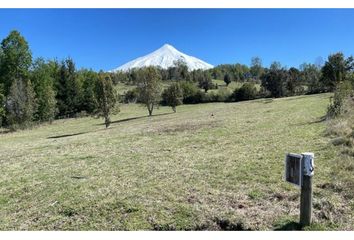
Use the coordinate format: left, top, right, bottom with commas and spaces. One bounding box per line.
136, 67, 162, 116
7, 78, 37, 129
94, 73, 119, 128
198, 72, 213, 92
224, 74, 231, 86
162, 83, 183, 112
250, 56, 264, 80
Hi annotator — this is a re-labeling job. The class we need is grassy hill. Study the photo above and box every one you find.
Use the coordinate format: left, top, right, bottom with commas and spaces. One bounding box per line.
0, 93, 352, 230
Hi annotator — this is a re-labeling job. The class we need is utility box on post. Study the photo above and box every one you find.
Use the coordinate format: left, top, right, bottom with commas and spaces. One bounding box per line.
284, 152, 315, 227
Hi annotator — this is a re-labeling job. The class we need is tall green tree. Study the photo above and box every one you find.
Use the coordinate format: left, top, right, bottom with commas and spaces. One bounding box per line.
137, 67, 162, 116
261, 62, 288, 98
321, 52, 354, 91
162, 83, 183, 113
0, 30, 32, 96
31, 58, 57, 122
79, 69, 99, 114
94, 73, 119, 128
55, 58, 83, 117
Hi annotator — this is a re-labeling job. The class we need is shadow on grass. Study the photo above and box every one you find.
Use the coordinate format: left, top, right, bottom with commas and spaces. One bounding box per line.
95, 112, 173, 126
47, 132, 88, 139
274, 221, 303, 231
294, 115, 326, 126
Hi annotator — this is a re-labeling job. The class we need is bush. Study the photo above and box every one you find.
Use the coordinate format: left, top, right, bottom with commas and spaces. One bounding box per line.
124, 88, 139, 103
231, 82, 258, 101
327, 81, 353, 119
179, 81, 202, 104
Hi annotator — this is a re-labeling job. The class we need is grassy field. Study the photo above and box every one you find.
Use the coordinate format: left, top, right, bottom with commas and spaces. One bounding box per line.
0, 93, 353, 230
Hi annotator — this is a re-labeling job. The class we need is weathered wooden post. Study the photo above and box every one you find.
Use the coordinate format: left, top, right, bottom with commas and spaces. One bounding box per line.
300, 152, 314, 226
285, 152, 315, 227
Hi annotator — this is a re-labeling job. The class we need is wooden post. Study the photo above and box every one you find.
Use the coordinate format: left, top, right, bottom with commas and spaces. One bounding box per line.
299, 153, 314, 227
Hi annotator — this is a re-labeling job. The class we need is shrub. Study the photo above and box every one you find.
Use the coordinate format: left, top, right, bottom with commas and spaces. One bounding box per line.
231, 82, 258, 101
327, 81, 353, 119
124, 88, 139, 103
179, 81, 202, 104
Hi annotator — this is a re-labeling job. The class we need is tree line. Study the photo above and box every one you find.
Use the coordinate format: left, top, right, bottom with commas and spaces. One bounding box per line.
0, 30, 119, 129
1, 30, 353, 131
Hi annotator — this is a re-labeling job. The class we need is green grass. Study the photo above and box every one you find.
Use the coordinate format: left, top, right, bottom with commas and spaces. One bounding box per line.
0, 93, 353, 230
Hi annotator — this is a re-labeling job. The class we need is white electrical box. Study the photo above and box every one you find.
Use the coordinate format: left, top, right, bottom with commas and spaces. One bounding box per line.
302, 152, 315, 176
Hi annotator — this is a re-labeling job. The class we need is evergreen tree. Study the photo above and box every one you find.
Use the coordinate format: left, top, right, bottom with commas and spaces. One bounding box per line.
55, 58, 82, 117
94, 73, 119, 128
31, 58, 57, 122
79, 69, 99, 114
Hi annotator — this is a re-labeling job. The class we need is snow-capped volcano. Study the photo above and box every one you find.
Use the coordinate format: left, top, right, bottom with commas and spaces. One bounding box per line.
111, 44, 213, 72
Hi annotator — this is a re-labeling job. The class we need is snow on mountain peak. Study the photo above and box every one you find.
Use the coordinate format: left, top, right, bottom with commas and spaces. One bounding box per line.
111, 44, 213, 72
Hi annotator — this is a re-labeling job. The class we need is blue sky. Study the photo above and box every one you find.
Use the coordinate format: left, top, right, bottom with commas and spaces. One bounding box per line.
0, 9, 353, 71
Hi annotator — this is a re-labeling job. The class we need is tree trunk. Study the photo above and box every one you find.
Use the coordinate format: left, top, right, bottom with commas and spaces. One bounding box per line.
148, 104, 153, 116
172, 106, 176, 113
105, 115, 110, 128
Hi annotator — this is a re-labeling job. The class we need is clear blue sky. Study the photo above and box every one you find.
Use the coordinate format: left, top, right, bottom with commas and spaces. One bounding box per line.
0, 9, 353, 71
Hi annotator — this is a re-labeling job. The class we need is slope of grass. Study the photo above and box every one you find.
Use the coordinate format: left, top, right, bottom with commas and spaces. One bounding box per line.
0, 93, 352, 230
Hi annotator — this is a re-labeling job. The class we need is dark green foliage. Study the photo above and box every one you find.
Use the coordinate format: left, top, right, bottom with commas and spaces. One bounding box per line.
223, 74, 231, 86
0, 30, 32, 96
31, 58, 57, 122
136, 67, 162, 116
55, 58, 83, 117
232, 82, 258, 101
6, 78, 37, 129
321, 52, 354, 92
94, 73, 119, 128
286, 67, 302, 96
79, 69, 98, 114
162, 83, 183, 112
124, 88, 139, 103
261, 62, 288, 98
179, 81, 202, 104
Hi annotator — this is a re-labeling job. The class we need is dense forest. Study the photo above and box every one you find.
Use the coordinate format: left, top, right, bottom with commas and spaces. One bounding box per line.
0, 30, 353, 130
